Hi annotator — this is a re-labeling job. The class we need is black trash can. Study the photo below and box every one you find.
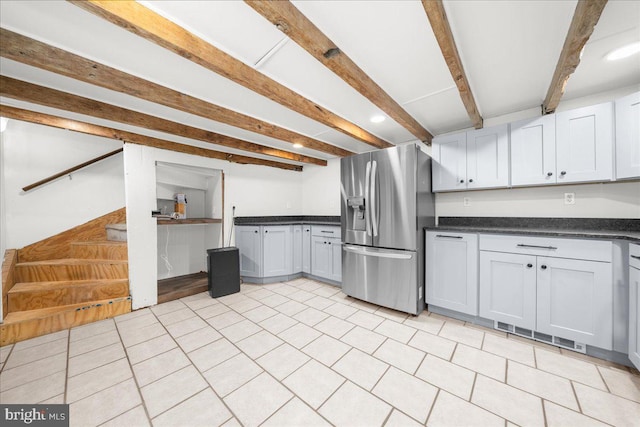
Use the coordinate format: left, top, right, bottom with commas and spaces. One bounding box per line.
207, 247, 240, 298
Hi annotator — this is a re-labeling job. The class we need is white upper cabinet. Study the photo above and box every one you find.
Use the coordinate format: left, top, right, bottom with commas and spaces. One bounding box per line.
555, 102, 614, 184
615, 92, 640, 180
432, 124, 509, 192
466, 124, 510, 190
432, 132, 467, 192
510, 115, 556, 186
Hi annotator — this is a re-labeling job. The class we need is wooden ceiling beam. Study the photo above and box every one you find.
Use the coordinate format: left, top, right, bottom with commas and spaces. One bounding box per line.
0, 76, 325, 166
69, 0, 392, 150
421, 0, 483, 129
0, 28, 352, 158
543, 0, 607, 114
0, 105, 303, 171
246, 0, 433, 144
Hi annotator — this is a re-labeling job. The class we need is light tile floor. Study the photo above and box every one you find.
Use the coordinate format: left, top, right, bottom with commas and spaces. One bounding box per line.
1, 277, 639, 427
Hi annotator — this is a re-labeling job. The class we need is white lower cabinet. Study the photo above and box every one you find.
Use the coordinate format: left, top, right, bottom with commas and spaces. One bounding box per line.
479, 234, 613, 350
330, 238, 342, 283
311, 236, 331, 278
310, 233, 342, 282
479, 251, 537, 330
236, 224, 340, 284
293, 225, 302, 273
262, 226, 292, 277
426, 232, 478, 315
237, 226, 262, 277
536, 257, 612, 349
629, 244, 640, 370
302, 226, 311, 273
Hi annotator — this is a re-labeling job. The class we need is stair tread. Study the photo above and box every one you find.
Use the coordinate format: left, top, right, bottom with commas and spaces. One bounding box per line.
9, 279, 129, 293
3, 297, 131, 324
17, 258, 128, 266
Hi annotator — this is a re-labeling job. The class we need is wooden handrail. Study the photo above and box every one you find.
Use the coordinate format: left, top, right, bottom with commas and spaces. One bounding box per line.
22, 148, 123, 192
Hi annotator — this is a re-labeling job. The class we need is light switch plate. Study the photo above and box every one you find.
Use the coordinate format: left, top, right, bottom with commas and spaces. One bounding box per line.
564, 193, 575, 205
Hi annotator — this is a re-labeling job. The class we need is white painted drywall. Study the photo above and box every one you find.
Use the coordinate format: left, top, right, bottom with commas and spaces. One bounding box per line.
436, 181, 640, 219
302, 158, 341, 215
124, 143, 305, 309
0, 120, 125, 249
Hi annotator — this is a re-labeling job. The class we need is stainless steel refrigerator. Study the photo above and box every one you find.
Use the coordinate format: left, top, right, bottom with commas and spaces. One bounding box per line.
340, 143, 435, 315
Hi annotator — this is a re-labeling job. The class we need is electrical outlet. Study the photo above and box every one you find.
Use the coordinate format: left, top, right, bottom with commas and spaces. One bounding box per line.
463, 197, 471, 207
286, 202, 291, 209
564, 193, 575, 205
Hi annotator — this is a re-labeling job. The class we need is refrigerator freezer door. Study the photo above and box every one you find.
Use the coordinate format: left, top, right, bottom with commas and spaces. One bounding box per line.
370, 145, 417, 251
341, 153, 372, 246
342, 245, 419, 315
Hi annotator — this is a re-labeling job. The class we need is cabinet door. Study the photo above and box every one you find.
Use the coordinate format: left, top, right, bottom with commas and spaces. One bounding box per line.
432, 132, 467, 192
511, 115, 556, 186
615, 92, 640, 180
263, 226, 292, 277
466, 124, 509, 189
302, 226, 311, 273
292, 225, 302, 273
236, 226, 262, 277
537, 257, 613, 350
426, 232, 478, 315
629, 266, 640, 370
479, 251, 537, 330
311, 236, 331, 279
556, 102, 613, 183
330, 238, 342, 282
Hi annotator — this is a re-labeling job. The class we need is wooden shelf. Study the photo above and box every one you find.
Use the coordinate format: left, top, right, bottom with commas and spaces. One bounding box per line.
156, 218, 222, 225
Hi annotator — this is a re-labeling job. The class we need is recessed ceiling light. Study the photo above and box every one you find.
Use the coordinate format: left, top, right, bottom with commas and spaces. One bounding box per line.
370, 115, 386, 123
605, 42, 640, 61
292, 143, 303, 148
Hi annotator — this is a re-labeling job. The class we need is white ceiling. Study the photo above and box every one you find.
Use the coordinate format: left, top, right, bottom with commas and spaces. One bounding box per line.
0, 0, 638, 168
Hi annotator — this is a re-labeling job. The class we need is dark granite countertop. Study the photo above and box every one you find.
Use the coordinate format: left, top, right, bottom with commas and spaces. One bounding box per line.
426, 217, 640, 243
234, 216, 340, 226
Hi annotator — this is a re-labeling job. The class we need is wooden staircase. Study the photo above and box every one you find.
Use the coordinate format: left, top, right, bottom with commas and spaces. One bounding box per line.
1, 209, 131, 346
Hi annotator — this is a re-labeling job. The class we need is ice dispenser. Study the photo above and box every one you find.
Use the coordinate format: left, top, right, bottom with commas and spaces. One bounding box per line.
347, 196, 366, 231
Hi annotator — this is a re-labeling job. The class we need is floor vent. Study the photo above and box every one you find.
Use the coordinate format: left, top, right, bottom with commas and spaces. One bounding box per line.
494, 322, 586, 353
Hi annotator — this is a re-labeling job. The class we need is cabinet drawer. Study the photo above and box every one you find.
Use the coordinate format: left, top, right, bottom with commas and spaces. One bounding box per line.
631, 243, 640, 270
312, 225, 340, 238
479, 234, 612, 262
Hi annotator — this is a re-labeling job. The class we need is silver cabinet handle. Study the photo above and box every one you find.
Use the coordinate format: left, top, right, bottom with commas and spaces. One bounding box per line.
320, 230, 334, 234
632, 255, 640, 260
436, 235, 463, 239
517, 244, 558, 250
547, 172, 553, 177
560, 171, 567, 176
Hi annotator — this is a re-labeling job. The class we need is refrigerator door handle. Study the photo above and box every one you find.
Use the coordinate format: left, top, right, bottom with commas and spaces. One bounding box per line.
371, 160, 379, 237
365, 161, 372, 237
344, 245, 413, 260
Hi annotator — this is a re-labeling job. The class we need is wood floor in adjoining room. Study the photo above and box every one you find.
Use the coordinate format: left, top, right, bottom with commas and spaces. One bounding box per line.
157, 272, 208, 304
1, 278, 639, 427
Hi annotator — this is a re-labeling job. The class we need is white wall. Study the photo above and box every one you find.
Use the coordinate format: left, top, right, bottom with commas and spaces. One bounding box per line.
302, 158, 341, 215
436, 181, 640, 219
0, 120, 125, 249
124, 143, 305, 309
